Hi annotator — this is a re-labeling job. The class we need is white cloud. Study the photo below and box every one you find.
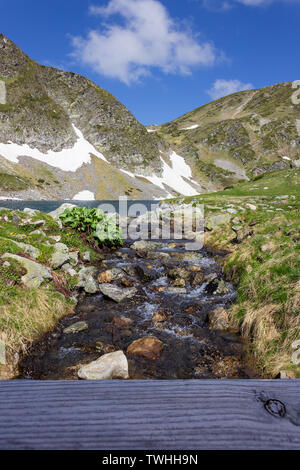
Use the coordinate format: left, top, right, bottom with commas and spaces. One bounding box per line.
207, 79, 253, 99
70, 0, 219, 84
202, 0, 298, 8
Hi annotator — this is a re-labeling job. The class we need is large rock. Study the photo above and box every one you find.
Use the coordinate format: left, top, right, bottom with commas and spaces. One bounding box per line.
48, 203, 76, 220
0, 236, 40, 259
2, 253, 52, 287
78, 351, 129, 380
127, 336, 163, 360
205, 213, 231, 230
50, 243, 70, 269
77, 266, 99, 294
98, 268, 124, 283
131, 240, 163, 251
99, 284, 137, 302
291, 349, 300, 365
208, 307, 230, 330
0, 340, 6, 365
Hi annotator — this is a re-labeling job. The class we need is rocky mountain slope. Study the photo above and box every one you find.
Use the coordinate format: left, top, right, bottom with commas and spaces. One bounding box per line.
0, 34, 299, 200
151, 82, 300, 191
0, 34, 202, 200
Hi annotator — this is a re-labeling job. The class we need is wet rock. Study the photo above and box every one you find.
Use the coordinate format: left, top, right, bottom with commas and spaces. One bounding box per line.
2, 253, 52, 288
279, 370, 297, 379
98, 268, 124, 283
48, 203, 76, 220
99, 284, 137, 302
95, 342, 116, 354
63, 321, 88, 334
0, 340, 6, 365
212, 356, 241, 378
208, 307, 230, 330
82, 251, 91, 262
131, 240, 163, 251
145, 251, 170, 260
77, 266, 99, 294
127, 337, 163, 360
170, 252, 202, 262
78, 351, 129, 380
112, 316, 134, 329
192, 271, 204, 287
121, 265, 136, 277
205, 213, 231, 230
136, 264, 160, 281
171, 278, 186, 288
167, 287, 187, 294
168, 267, 191, 280
50, 243, 70, 269
205, 278, 229, 295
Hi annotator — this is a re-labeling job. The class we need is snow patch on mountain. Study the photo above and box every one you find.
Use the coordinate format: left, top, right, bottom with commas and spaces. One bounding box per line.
181, 124, 199, 130
0, 125, 108, 172
73, 190, 95, 200
121, 151, 199, 196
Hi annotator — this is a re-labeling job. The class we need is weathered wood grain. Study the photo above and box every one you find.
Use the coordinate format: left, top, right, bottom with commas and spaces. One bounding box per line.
0, 379, 300, 450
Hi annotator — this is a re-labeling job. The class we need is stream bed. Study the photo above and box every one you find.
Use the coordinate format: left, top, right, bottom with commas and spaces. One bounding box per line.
19, 241, 258, 380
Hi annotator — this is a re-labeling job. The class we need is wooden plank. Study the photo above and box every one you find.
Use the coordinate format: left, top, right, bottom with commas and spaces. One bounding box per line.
0, 380, 300, 450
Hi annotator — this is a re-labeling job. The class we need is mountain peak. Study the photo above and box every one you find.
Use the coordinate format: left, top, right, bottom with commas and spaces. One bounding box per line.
0, 34, 29, 78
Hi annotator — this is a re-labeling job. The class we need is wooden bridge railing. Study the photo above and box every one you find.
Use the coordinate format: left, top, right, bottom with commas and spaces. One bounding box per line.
0, 379, 300, 449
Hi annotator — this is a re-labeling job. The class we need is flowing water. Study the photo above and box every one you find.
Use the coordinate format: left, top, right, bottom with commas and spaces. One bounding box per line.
19, 241, 258, 380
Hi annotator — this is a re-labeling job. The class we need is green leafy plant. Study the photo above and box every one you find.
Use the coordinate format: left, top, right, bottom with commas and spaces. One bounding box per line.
59, 207, 123, 247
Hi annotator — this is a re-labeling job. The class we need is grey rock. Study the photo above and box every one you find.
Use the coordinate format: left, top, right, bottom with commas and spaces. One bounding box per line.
131, 240, 163, 251
205, 213, 231, 230
209, 307, 229, 330
99, 284, 137, 302
78, 351, 129, 380
23, 208, 38, 216
63, 321, 88, 334
77, 266, 98, 294
167, 287, 187, 294
48, 203, 77, 220
82, 251, 91, 262
0, 236, 40, 259
50, 243, 70, 269
2, 253, 52, 287
0, 340, 6, 365
69, 251, 79, 266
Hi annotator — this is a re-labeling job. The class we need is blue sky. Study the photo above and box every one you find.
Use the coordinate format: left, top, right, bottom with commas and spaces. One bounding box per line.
1, 0, 300, 124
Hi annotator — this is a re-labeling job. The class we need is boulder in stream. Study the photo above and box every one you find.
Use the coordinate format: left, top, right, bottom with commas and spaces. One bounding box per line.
78, 351, 129, 380
208, 307, 230, 330
127, 336, 163, 360
99, 284, 137, 302
63, 321, 88, 334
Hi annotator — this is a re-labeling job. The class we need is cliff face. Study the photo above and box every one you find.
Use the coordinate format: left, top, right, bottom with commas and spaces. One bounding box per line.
154, 82, 300, 190
0, 34, 179, 200
0, 34, 299, 200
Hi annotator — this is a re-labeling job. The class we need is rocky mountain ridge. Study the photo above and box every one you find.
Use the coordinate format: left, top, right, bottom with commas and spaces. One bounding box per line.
0, 34, 299, 200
